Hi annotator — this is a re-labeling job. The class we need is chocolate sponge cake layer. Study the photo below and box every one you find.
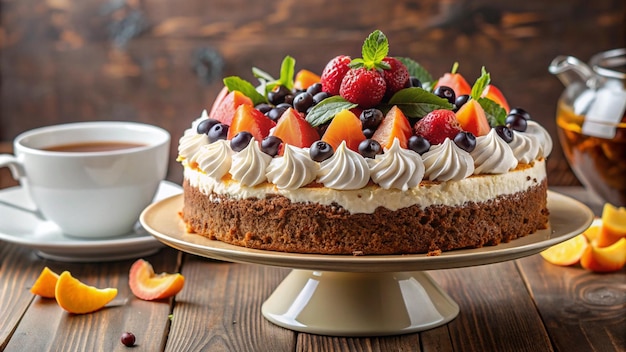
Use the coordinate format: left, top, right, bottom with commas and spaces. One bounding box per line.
181, 179, 549, 255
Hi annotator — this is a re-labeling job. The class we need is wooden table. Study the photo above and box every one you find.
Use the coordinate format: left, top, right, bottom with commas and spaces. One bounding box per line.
1, 157, 625, 351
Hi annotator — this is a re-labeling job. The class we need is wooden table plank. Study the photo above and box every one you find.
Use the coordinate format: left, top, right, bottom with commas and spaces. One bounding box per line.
2, 247, 181, 352
429, 261, 553, 352
517, 254, 626, 352
165, 255, 295, 351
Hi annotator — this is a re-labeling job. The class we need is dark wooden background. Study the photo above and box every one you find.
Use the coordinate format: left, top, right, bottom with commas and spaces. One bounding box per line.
1, 0, 625, 186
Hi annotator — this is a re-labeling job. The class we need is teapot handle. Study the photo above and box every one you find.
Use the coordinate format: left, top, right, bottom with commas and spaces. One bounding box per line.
549, 55, 601, 89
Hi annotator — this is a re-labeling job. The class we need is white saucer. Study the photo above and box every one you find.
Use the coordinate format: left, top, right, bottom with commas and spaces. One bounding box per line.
0, 180, 182, 262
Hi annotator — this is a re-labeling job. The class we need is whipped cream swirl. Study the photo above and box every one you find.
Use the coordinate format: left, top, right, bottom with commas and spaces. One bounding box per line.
178, 133, 209, 160
318, 141, 370, 190
190, 140, 234, 180
230, 138, 272, 187
510, 131, 541, 164
422, 138, 474, 181
266, 145, 319, 190
525, 120, 553, 158
369, 138, 425, 190
470, 129, 518, 174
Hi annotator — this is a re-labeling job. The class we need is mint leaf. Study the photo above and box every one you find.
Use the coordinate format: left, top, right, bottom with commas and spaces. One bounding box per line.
477, 97, 507, 126
252, 67, 275, 82
278, 56, 296, 90
386, 87, 453, 118
396, 57, 434, 87
359, 30, 389, 70
470, 67, 490, 100
306, 96, 357, 127
223, 76, 267, 106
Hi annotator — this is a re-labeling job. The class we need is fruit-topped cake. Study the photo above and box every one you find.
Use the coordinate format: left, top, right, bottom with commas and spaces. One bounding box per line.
178, 30, 553, 255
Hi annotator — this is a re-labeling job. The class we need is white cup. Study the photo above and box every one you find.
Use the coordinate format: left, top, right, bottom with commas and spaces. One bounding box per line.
0, 121, 170, 239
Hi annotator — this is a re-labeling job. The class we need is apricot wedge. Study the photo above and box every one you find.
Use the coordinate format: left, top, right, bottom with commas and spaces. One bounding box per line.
55, 271, 117, 314
129, 259, 185, 301
580, 237, 626, 273
597, 203, 626, 247
30, 267, 60, 298
540, 234, 589, 266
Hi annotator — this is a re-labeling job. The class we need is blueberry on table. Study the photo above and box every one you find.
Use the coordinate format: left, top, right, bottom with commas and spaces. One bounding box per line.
121, 332, 136, 347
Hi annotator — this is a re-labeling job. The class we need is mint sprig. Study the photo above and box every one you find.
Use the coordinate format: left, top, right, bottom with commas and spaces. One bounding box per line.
478, 97, 507, 126
223, 76, 267, 106
306, 96, 358, 127
470, 67, 490, 100
252, 56, 296, 96
386, 87, 453, 118
349, 30, 390, 70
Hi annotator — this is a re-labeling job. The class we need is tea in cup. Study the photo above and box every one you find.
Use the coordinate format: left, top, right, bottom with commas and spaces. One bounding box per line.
0, 121, 170, 238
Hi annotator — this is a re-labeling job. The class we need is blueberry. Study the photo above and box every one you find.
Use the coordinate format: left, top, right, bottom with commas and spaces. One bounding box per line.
196, 118, 220, 135
454, 95, 470, 112
208, 123, 229, 143
453, 131, 476, 152
360, 109, 384, 130
230, 131, 253, 152
505, 114, 528, 132
266, 106, 288, 121
408, 77, 422, 88
121, 332, 136, 347
255, 103, 273, 114
312, 92, 330, 105
407, 135, 431, 154
508, 107, 531, 120
268, 85, 290, 105
358, 139, 382, 158
362, 128, 375, 139
306, 83, 323, 96
309, 141, 334, 162
261, 136, 282, 157
495, 126, 514, 143
293, 92, 314, 113
434, 86, 456, 104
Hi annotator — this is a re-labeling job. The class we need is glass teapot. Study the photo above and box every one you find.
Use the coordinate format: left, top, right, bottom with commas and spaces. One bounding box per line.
549, 48, 626, 206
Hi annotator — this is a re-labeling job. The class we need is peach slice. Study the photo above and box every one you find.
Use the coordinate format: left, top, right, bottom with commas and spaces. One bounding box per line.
294, 69, 321, 90
30, 267, 60, 298
580, 237, 626, 273
455, 99, 491, 137
540, 234, 589, 266
597, 203, 626, 247
481, 84, 510, 112
55, 271, 117, 314
129, 259, 185, 301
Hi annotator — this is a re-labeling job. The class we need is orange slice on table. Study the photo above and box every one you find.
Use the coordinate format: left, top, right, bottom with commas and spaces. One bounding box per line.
55, 271, 117, 314
129, 259, 185, 301
30, 267, 60, 298
540, 233, 589, 266
580, 237, 626, 273
597, 203, 626, 247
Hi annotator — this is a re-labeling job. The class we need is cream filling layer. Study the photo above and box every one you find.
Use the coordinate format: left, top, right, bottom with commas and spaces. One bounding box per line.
184, 158, 547, 214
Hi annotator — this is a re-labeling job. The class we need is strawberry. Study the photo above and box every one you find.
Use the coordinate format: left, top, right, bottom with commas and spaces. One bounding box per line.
320, 55, 352, 96
210, 90, 253, 126
339, 68, 386, 108
435, 63, 471, 97
381, 57, 409, 97
414, 109, 462, 145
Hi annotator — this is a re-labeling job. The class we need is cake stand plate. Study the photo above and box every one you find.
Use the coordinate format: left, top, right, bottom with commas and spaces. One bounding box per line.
140, 191, 594, 336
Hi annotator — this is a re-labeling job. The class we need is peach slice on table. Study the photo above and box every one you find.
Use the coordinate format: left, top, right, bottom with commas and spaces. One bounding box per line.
129, 259, 185, 301
580, 237, 626, 273
30, 267, 60, 298
540, 234, 589, 266
597, 203, 626, 247
55, 271, 117, 314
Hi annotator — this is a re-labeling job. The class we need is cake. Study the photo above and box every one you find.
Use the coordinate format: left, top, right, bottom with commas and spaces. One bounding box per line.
177, 30, 553, 255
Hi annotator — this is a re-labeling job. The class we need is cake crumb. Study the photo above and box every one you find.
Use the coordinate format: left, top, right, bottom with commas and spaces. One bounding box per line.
427, 249, 442, 256
352, 251, 364, 256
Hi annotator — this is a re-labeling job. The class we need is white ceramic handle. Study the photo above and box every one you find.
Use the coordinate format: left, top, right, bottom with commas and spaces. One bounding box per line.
0, 154, 25, 180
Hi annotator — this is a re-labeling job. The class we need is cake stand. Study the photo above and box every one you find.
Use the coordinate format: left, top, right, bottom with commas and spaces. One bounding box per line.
140, 191, 594, 337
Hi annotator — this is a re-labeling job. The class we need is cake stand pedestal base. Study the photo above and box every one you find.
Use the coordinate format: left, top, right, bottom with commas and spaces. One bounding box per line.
261, 270, 459, 337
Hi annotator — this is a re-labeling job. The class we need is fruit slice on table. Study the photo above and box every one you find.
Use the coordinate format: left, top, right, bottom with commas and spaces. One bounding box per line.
129, 259, 185, 301
597, 203, 626, 247
540, 234, 589, 266
210, 90, 253, 126
272, 108, 320, 150
455, 99, 491, 137
481, 84, 510, 112
371, 106, 412, 149
30, 267, 60, 298
580, 237, 626, 273
294, 69, 321, 90
227, 104, 276, 142
55, 271, 117, 314
321, 109, 366, 151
